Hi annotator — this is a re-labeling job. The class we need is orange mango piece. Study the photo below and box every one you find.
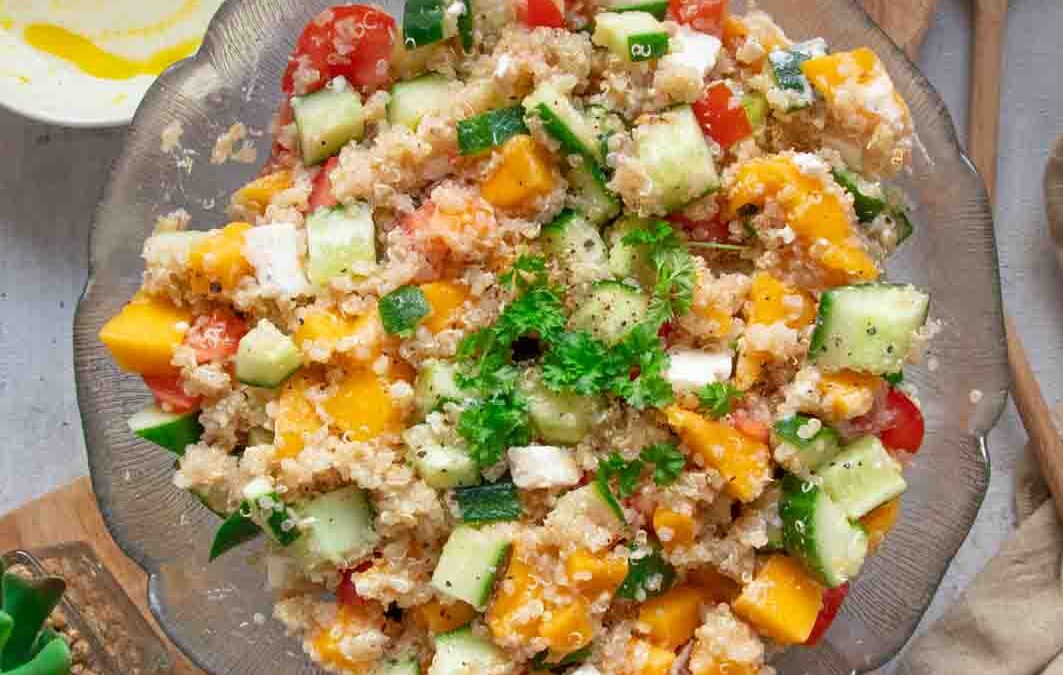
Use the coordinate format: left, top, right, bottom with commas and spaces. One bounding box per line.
419, 281, 470, 333
232, 171, 292, 216
688, 565, 741, 604
665, 407, 772, 503
311, 606, 367, 672
412, 598, 478, 633
818, 369, 881, 420
638, 585, 706, 650
295, 309, 381, 365
98, 293, 191, 375
653, 508, 696, 550
746, 272, 816, 328
800, 48, 881, 106
481, 135, 555, 209
540, 597, 594, 660
565, 548, 629, 598
733, 554, 824, 645
487, 551, 542, 641
188, 222, 254, 294
274, 371, 323, 459
862, 497, 901, 553
628, 639, 677, 675
323, 368, 402, 441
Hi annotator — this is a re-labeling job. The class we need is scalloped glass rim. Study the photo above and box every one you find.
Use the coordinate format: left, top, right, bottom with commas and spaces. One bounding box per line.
73, 1, 1008, 673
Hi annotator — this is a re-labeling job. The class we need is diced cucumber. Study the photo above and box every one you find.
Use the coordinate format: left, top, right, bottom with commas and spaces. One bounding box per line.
242, 478, 302, 546
772, 415, 842, 471
293, 485, 378, 568
604, 0, 668, 19
569, 280, 649, 345
817, 436, 907, 519
809, 284, 930, 374
616, 546, 675, 600
832, 168, 886, 223
306, 203, 377, 287
507, 445, 582, 489
768, 38, 827, 111
592, 11, 669, 63
741, 92, 768, 129
779, 475, 868, 588
586, 104, 627, 162
376, 656, 422, 675
379, 285, 431, 337
431, 525, 512, 609
764, 519, 785, 551
292, 79, 365, 165
606, 217, 655, 285
414, 360, 471, 417
429, 627, 507, 675
520, 368, 606, 444
633, 105, 719, 212
541, 209, 611, 284
663, 348, 733, 392
128, 405, 202, 455
458, 105, 529, 155
209, 504, 261, 561
454, 479, 523, 522
388, 74, 455, 130
565, 161, 621, 226
551, 482, 626, 529
403, 0, 462, 47
404, 426, 481, 489
524, 81, 603, 163
235, 320, 302, 389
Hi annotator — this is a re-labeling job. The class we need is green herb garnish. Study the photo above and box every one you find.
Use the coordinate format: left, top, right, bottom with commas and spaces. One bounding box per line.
639, 442, 686, 486
697, 381, 743, 419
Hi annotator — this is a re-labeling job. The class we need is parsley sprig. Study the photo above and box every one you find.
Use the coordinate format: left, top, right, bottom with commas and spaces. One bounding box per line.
595, 443, 688, 509
697, 381, 743, 419
639, 443, 686, 486
621, 220, 696, 328
597, 452, 644, 499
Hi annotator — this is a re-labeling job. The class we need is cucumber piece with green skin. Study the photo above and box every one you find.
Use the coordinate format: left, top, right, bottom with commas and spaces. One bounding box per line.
454, 479, 523, 522
779, 474, 868, 588
235, 320, 302, 389
520, 368, 606, 445
592, 11, 670, 63
376, 656, 422, 675
541, 209, 611, 284
457, 105, 529, 155
306, 203, 377, 287
430, 525, 512, 609
292, 79, 365, 165
402, 0, 463, 47
603, 0, 668, 19
388, 74, 455, 130
293, 485, 378, 568
379, 285, 431, 337
128, 405, 202, 455
524, 82, 603, 163
773, 415, 842, 471
768, 38, 827, 110
616, 546, 675, 600
406, 440, 481, 489
565, 161, 621, 226
633, 105, 719, 212
832, 168, 886, 223
741, 92, 768, 128
429, 627, 507, 675
414, 360, 471, 417
569, 281, 650, 346
817, 435, 907, 519
242, 478, 302, 546
809, 283, 930, 375
606, 217, 655, 285
209, 503, 262, 561
550, 482, 627, 529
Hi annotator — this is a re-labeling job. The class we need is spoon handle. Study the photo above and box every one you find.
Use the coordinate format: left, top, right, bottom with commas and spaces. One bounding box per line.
968, 0, 1008, 197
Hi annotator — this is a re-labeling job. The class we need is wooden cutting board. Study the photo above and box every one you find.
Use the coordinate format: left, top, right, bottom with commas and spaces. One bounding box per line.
0, 3, 937, 673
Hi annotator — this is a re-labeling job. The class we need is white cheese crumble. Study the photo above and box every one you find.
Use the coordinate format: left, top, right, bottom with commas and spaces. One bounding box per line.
242, 222, 312, 298
662, 27, 722, 81
508, 445, 582, 489
664, 349, 734, 391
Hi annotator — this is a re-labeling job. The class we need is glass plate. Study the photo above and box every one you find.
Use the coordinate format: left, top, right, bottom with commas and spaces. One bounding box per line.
72, 1, 1009, 673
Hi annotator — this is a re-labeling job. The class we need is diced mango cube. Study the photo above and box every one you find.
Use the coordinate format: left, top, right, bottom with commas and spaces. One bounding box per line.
232, 171, 293, 216
746, 272, 816, 328
540, 597, 594, 659
419, 281, 470, 333
188, 222, 253, 294
653, 508, 696, 550
412, 598, 478, 633
481, 135, 555, 209
98, 293, 191, 375
732, 554, 824, 645
311, 606, 367, 671
488, 551, 542, 641
665, 407, 772, 502
817, 369, 881, 420
818, 241, 880, 283
861, 497, 900, 553
565, 548, 629, 598
628, 639, 677, 675
688, 566, 741, 604
801, 48, 882, 106
323, 368, 402, 441
274, 371, 323, 459
699, 305, 734, 339
295, 309, 381, 365
638, 585, 706, 650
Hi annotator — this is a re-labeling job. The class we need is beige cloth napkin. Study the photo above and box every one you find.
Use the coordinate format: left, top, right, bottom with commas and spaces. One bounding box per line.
902, 406, 1063, 675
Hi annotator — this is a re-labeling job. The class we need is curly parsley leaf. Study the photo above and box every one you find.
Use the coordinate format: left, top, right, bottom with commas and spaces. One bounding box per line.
639, 443, 686, 486
616, 546, 676, 600
458, 392, 531, 467
494, 286, 567, 346
609, 324, 674, 410
541, 331, 613, 395
499, 254, 548, 291
622, 221, 696, 327
597, 452, 644, 499
697, 381, 743, 419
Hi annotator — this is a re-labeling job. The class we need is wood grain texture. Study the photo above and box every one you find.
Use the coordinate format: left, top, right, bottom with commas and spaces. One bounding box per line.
0, 477, 203, 674
861, 0, 939, 59
968, 0, 1009, 197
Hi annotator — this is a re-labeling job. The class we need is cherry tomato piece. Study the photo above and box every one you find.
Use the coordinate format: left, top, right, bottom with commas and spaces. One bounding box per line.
878, 388, 925, 453
308, 156, 341, 211
143, 374, 202, 414
521, 0, 565, 28
693, 81, 752, 150
805, 583, 849, 646
668, 0, 728, 34
184, 310, 248, 364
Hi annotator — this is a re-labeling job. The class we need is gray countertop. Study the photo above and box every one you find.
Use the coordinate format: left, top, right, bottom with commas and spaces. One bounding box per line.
1, 0, 1061, 663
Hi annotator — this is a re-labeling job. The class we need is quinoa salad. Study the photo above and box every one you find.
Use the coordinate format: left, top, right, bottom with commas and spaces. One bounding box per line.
98, 1, 934, 673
